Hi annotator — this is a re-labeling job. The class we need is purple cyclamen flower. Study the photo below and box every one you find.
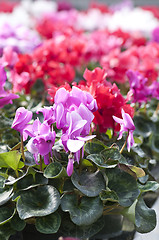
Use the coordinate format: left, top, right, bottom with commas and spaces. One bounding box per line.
37, 106, 55, 125
61, 111, 95, 176
53, 86, 98, 130
126, 69, 151, 104
67, 158, 74, 177
113, 109, 135, 152
0, 66, 19, 108
11, 107, 33, 140
26, 119, 56, 165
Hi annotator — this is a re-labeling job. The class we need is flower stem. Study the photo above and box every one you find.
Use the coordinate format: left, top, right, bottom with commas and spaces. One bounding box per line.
120, 140, 127, 154
21, 135, 25, 162
40, 155, 43, 171
120, 133, 128, 154
15, 169, 19, 178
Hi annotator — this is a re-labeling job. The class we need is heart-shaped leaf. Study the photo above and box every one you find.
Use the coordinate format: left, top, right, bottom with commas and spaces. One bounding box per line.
17, 185, 60, 219
138, 181, 159, 192
44, 162, 67, 178
106, 168, 140, 207
35, 212, 61, 234
71, 170, 105, 197
61, 194, 103, 226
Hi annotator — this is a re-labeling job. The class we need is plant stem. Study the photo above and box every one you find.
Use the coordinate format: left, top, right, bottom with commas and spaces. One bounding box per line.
120, 133, 128, 154
15, 169, 19, 178
40, 155, 43, 171
21, 135, 25, 162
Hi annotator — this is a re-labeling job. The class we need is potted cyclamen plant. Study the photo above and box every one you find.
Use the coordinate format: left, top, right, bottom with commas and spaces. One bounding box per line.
0, 66, 159, 240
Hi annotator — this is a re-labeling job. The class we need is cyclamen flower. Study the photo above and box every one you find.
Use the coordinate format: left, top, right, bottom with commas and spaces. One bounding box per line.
0, 66, 19, 108
26, 119, 56, 165
11, 107, 32, 140
126, 69, 151, 104
61, 111, 95, 176
113, 109, 135, 152
53, 86, 97, 130
52, 86, 97, 176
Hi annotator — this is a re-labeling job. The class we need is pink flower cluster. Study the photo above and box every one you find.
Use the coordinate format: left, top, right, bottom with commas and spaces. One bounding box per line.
11, 86, 98, 176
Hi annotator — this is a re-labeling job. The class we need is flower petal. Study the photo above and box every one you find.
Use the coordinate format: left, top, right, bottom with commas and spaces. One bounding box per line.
67, 139, 84, 153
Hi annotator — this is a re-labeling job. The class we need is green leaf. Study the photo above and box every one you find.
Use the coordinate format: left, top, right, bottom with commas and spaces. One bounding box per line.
0, 186, 13, 206
100, 189, 118, 202
0, 151, 21, 170
138, 181, 159, 193
44, 162, 67, 179
61, 194, 103, 226
35, 212, 61, 234
106, 168, 140, 207
60, 214, 104, 239
85, 139, 107, 154
87, 154, 117, 168
17, 185, 61, 219
71, 170, 105, 197
87, 148, 127, 169
10, 213, 26, 231
0, 223, 16, 240
17, 172, 48, 190
135, 197, 156, 233
101, 148, 127, 165
0, 205, 15, 225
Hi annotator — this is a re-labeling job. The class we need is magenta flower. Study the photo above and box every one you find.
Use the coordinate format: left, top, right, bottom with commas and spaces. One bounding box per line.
37, 106, 55, 125
126, 70, 151, 104
26, 119, 56, 165
0, 66, 19, 108
61, 111, 95, 176
113, 109, 135, 152
67, 158, 74, 177
53, 86, 98, 130
11, 107, 33, 140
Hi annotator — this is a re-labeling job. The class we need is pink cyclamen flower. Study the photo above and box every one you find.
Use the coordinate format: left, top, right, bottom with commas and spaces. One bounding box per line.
126, 69, 151, 104
26, 119, 56, 165
61, 111, 95, 176
0, 66, 19, 108
113, 109, 135, 152
11, 107, 33, 140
